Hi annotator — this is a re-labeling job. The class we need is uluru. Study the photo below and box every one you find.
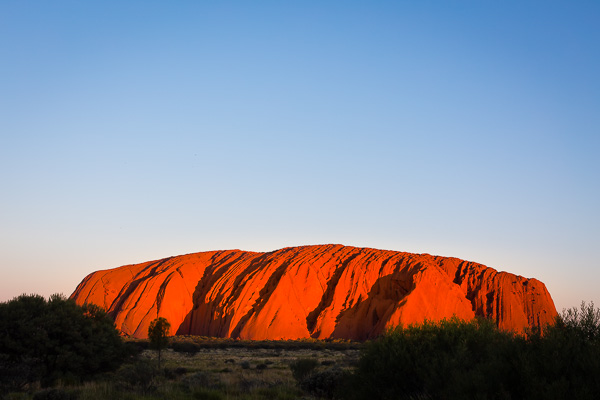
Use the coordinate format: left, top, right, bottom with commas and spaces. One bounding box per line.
70, 244, 557, 340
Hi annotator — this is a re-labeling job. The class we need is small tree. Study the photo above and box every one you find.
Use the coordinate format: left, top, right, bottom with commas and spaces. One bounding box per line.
148, 317, 170, 369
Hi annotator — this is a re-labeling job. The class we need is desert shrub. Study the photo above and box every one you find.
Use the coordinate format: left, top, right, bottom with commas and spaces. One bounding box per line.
3, 393, 30, 400
171, 340, 201, 355
289, 358, 319, 382
0, 294, 126, 390
175, 367, 189, 375
124, 339, 148, 353
349, 307, 600, 400
32, 388, 77, 400
116, 360, 160, 393
240, 361, 251, 369
350, 317, 519, 400
181, 371, 211, 389
162, 367, 177, 380
163, 366, 188, 380
255, 386, 301, 400
256, 363, 268, 370
188, 388, 224, 400
521, 302, 600, 399
300, 367, 351, 399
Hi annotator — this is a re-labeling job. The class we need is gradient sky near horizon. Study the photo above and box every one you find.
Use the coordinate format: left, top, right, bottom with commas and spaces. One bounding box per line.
1, 1, 598, 311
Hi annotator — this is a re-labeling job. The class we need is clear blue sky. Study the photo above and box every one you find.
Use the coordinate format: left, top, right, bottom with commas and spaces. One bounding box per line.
1, 1, 598, 311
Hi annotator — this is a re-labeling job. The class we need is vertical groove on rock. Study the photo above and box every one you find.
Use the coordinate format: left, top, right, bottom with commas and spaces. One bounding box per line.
306, 249, 363, 336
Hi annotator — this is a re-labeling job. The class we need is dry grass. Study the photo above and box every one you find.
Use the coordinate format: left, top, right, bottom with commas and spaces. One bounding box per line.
159, 345, 360, 371
151, 345, 359, 398
6, 340, 361, 400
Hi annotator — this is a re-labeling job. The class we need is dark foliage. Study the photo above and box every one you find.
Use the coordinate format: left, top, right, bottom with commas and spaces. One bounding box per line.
171, 340, 201, 355
180, 371, 213, 390
32, 388, 77, 400
0, 294, 126, 390
521, 302, 600, 400
162, 365, 189, 380
289, 358, 319, 382
255, 363, 268, 370
300, 367, 351, 399
351, 317, 517, 399
123, 339, 149, 353
349, 304, 600, 400
115, 360, 160, 393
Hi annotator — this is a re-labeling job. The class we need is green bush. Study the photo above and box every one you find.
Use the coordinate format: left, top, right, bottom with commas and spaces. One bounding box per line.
123, 339, 149, 354
349, 306, 600, 400
350, 317, 519, 400
162, 366, 188, 380
0, 294, 126, 390
289, 358, 319, 382
3, 393, 30, 400
171, 340, 201, 355
181, 371, 211, 389
32, 388, 78, 400
188, 388, 224, 400
300, 367, 350, 399
116, 360, 160, 393
521, 302, 600, 399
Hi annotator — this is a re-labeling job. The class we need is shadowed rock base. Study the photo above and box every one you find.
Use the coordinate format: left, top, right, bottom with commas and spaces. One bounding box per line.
70, 244, 557, 339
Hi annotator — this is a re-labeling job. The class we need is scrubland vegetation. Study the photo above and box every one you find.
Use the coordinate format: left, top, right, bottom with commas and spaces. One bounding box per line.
1, 295, 599, 399
354, 304, 600, 400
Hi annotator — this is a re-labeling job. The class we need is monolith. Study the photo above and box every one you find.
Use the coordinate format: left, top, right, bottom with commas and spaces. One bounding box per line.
71, 245, 557, 339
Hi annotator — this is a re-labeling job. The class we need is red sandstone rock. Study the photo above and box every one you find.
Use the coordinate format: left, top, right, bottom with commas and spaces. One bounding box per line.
70, 245, 557, 339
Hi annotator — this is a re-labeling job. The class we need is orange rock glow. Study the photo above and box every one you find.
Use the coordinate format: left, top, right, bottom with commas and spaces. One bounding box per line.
70, 245, 557, 339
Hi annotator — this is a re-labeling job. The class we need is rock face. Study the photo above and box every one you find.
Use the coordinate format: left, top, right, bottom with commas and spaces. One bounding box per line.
70, 245, 557, 340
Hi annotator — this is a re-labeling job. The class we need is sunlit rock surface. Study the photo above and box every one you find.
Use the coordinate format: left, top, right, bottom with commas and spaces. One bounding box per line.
71, 245, 557, 339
